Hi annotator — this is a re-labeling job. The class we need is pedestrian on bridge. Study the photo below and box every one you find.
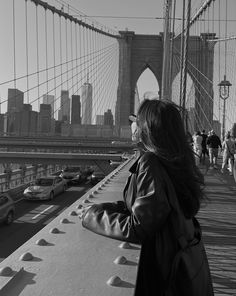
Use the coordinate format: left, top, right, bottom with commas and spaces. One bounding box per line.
206, 130, 222, 169
192, 131, 202, 165
221, 133, 235, 176
80, 99, 214, 296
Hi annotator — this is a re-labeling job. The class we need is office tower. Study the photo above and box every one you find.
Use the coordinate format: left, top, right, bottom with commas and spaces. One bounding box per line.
104, 109, 114, 126
43, 94, 55, 118
96, 115, 104, 125
20, 110, 38, 136
59, 90, 70, 123
71, 95, 81, 124
23, 104, 32, 112
7, 110, 38, 136
38, 104, 51, 134
0, 114, 5, 135
81, 80, 92, 124
7, 88, 24, 113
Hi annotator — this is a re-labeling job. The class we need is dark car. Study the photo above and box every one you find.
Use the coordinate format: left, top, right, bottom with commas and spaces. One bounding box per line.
60, 166, 87, 184
0, 193, 15, 225
89, 169, 106, 185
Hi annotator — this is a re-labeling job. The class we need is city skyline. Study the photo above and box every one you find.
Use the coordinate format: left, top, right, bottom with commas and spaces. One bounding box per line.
1, 86, 115, 137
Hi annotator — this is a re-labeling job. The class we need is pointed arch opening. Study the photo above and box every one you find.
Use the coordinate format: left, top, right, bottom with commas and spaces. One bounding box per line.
136, 68, 160, 102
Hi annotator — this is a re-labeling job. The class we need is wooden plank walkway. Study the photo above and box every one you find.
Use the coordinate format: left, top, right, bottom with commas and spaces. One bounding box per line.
198, 165, 236, 295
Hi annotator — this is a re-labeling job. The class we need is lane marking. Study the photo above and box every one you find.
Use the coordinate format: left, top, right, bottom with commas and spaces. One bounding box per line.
32, 205, 54, 220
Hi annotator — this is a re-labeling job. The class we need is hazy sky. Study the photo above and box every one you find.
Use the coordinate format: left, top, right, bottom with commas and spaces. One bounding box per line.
1, 0, 236, 129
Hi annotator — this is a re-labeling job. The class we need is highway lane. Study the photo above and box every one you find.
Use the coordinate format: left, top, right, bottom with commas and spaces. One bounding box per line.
0, 183, 92, 262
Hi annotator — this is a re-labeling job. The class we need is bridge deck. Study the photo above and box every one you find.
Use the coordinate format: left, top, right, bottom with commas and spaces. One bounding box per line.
0, 159, 235, 295
197, 166, 236, 295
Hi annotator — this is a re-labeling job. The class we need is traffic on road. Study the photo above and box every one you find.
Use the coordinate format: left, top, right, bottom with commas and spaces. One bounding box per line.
0, 165, 107, 262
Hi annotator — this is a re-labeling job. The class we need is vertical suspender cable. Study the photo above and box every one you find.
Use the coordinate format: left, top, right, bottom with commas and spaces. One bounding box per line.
52, 12, 56, 119
179, 0, 186, 107
75, 24, 78, 95
94, 31, 98, 123
12, 0, 16, 98
65, 19, 69, 91
83, 26, 86, 83
169, 0, 176, 99
161, 0, 172, 100
70, 21, 74, 95
45, 8, 48, 96
59, 16, 63, 90
181, 0, 191, 129
86, 27, 89, 78
25, 0, 29, 103
79, 24, 83, 122
218, 0, 221, 120
35, 4, 40, 110
224, 0, 228, 76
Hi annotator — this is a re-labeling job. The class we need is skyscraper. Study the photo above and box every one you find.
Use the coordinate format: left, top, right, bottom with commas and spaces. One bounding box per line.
81, 79, 92, 125
7, 88, 24, 113
96, 115, 104, 125
38, 104, 51, 134
71, 95, 81, 124
43, 94, 55, 118
59, 90, 70, 123
104, 109, 114, 126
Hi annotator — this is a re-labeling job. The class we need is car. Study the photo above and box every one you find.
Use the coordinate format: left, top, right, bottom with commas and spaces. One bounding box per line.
89, 169, 106, 185
23, 176, 67, 201
60, 166, 87, 184
0, 193, 15, 225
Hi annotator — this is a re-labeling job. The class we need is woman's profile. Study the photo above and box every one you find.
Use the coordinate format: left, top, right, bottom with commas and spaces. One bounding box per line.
79, 99, 214, 296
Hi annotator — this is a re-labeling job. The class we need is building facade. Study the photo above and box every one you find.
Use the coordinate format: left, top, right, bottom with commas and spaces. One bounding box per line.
71, 95, 81, 124
58, 90, 70, 123
43, 94, 55, 118
7, 88, 24, 113
81, 82, 92, 124
104, 109, 114, 126
96, 115, 104, 125
38, 104, 51, 134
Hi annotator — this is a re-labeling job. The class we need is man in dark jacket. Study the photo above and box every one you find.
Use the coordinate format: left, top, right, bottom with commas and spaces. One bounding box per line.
206, 130, 222, 169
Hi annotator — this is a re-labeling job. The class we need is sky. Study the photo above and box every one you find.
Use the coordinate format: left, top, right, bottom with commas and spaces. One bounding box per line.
1, 0, 236, 131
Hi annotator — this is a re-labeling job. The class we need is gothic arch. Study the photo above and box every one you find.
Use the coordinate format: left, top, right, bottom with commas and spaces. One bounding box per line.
115, 31, 215, 132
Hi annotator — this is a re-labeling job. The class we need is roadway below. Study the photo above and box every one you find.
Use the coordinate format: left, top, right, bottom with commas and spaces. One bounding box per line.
0, 183, 92, 262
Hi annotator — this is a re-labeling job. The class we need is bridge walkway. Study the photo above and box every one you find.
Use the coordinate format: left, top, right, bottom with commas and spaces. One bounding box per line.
197, 164, 236, 295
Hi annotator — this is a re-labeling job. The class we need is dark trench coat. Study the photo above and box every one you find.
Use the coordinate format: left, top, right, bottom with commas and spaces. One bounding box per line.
82, 152, 196, 295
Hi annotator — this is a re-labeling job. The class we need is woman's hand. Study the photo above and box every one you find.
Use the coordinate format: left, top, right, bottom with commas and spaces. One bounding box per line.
78, 205, 92, 219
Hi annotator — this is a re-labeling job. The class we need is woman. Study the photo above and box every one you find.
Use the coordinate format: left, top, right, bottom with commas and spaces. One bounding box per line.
80, 99, 213, 295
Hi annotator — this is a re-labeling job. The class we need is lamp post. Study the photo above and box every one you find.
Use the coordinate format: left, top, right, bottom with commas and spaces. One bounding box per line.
218, 75, 232, 140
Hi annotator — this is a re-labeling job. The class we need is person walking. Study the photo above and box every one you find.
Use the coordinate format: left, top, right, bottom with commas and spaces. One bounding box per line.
206, 130, 222, 169
200, 129, 209, 164
192, 131, 202, 165
221, 133, 235, 176
79, 99, 214, 296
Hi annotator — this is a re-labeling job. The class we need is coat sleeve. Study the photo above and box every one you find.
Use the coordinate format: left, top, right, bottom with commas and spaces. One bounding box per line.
82, 164, 171, 243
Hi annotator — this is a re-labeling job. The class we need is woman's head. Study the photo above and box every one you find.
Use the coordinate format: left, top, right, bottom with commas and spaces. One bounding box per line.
136, 99, 204, 218
136, 99, 187, 159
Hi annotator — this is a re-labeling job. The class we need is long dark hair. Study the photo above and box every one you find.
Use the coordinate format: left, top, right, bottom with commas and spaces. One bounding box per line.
136, 99, 205, 218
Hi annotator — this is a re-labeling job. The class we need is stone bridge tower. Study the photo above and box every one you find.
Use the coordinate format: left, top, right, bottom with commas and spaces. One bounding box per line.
115, 31, 216, 134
